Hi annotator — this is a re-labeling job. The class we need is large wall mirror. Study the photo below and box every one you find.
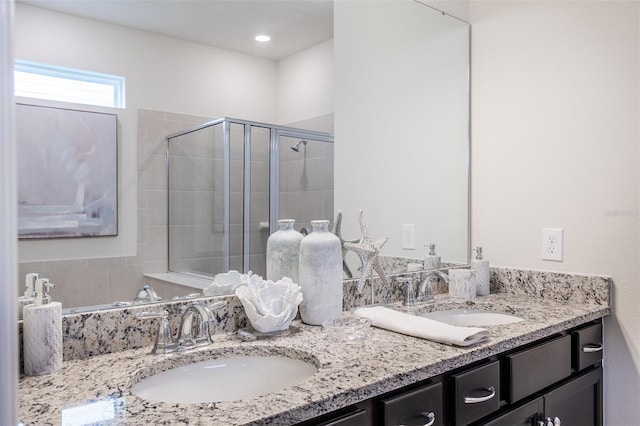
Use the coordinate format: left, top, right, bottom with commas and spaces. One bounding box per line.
14, 0, 469, 312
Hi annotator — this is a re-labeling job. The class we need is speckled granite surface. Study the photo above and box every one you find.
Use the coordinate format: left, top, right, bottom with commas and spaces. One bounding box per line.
19, 289, 610, 426
44, 266, 611, 362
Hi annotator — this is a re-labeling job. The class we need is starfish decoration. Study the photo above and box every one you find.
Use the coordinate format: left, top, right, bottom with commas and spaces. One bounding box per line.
332, 210, 360, 279
343, 210, 389, 293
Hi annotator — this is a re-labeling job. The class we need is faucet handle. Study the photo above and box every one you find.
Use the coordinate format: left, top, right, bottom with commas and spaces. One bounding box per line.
397, 277, 415, 306
153, 316, 174, 354
137, 310, 175, 354
134, 285, 162, 303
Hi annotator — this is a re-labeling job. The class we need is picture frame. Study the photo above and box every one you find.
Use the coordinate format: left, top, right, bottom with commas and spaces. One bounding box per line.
16, 103, 118, 239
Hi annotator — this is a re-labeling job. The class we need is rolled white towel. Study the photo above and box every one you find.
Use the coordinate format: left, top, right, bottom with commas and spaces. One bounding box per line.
353, 306, 490, 347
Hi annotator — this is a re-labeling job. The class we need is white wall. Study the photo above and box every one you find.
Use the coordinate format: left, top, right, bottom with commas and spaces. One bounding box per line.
425, 0, 470, 22
15, 4, 277, 261
334, 0, 469, 263
470, 1, 640, 424
277, 39, 333, 124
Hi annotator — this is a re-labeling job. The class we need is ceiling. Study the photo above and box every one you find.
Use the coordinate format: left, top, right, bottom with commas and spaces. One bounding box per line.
18, 0, 334, 61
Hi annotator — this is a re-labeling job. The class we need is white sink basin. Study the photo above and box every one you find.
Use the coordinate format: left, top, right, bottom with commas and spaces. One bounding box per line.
130, 355, 317, 404
420, 309, 524, 326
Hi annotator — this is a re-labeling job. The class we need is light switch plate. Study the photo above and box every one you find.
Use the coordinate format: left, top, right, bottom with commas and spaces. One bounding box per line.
542, 228, 563, 261
402, 224, 415, 249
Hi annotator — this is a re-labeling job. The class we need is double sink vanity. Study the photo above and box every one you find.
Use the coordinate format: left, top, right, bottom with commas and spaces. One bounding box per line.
18, 267, 610, 426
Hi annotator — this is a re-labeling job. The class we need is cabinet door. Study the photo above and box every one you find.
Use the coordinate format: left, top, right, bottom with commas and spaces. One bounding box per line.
543, 367, 603, 426
481, 399, 542, 426
380, 382, 443, 426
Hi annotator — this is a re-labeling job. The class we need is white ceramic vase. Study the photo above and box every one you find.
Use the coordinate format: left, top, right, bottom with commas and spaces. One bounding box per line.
298, 220, 343, 325
266, 219, 303, 283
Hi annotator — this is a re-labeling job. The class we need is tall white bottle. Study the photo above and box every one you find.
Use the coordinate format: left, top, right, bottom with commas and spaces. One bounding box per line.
298, 220, 343, 325
266, 219, 304, 283
23, 278, 62, 376
472, 246, 491, 296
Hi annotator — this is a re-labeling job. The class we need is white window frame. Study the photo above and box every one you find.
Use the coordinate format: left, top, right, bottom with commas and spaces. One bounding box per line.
14, 59, 125, 108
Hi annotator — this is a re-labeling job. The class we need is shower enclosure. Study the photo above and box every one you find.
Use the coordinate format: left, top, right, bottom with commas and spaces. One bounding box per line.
166, 117, 334, 279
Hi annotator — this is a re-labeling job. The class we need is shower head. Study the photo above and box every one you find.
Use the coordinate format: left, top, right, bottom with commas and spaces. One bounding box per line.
291, 139, 307, 152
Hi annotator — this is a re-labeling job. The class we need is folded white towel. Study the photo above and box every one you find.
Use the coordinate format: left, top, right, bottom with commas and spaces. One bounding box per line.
353, 306, 490, 347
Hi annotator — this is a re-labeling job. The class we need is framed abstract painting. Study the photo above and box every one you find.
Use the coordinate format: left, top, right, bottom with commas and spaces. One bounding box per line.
16, 103, 118, 239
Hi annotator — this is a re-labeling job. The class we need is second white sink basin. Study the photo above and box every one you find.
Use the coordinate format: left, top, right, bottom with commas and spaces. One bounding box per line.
420, 309, 524, 326
130, 355, 317, 404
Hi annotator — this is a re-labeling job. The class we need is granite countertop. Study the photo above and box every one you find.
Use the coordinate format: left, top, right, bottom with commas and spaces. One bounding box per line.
18, 293, 610, 426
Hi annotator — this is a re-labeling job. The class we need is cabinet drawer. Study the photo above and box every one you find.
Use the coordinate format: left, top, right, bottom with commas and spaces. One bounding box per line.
507, 334, 571, 403
316, 408, 367, 426
380, 382, 443, 426
573, 322, 603, 371
452, 361, 500, 425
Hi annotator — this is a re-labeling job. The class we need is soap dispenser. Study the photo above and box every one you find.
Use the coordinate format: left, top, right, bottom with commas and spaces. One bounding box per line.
17, 273, 39, 320
472, 246, 490, 296
424, 244, 441, 269
23, 278, 62, 376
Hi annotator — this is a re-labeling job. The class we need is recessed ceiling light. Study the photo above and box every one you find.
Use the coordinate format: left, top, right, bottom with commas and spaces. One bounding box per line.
255, 35, 271, 42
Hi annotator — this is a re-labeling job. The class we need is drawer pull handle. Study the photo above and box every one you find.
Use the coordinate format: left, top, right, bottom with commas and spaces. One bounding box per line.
398, 411, 435, 426
582, 343, 603, 353
464, 386, 496, 404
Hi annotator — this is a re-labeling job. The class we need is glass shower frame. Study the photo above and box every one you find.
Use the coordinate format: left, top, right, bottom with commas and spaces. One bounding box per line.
166, 117, 333, 279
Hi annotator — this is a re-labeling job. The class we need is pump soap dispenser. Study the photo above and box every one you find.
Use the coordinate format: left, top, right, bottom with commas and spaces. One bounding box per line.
472, 247, 490, 296
18, 273, 39, 320
424, 244, 441, 269
23, 278, 62, 376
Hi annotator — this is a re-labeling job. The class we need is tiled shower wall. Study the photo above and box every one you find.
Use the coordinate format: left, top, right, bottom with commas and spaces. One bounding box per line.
18, 110, 334, 309
280, 114, 335, 232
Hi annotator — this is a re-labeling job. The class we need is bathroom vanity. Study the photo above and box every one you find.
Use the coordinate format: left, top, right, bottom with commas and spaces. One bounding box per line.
18, 288, 609, 426
301, 319, 603, 426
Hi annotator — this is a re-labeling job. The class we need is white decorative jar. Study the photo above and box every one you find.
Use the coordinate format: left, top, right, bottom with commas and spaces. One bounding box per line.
448, 269, 477, 301
298, 220, 343, 325
266, 219, 303, 283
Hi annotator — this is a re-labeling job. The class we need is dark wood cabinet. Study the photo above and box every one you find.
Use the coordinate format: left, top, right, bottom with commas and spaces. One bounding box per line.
572, 322, 603, 372
506, 335, 572, 403
480, 367, 603, 426
379, 381, 443, 426
482, 399, 541, 426
543, 367, 603, 426
451, 361, 501, 425
295, 319, 603, 426
318, 409, 368, 426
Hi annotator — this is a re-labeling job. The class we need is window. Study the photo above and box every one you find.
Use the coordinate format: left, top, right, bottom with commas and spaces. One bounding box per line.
14, 59, 125, 108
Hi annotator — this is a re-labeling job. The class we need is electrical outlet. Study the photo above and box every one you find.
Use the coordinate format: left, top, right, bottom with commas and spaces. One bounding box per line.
402, 224, 415, 249
542, 228, 563, 261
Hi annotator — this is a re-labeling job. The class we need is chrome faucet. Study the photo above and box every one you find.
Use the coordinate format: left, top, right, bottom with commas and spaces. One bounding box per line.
137, 300, 226, 354
417, 270, 449, 303
134, 285, 162, 303
400, 270, 450, 306
177, 302, 222, 348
